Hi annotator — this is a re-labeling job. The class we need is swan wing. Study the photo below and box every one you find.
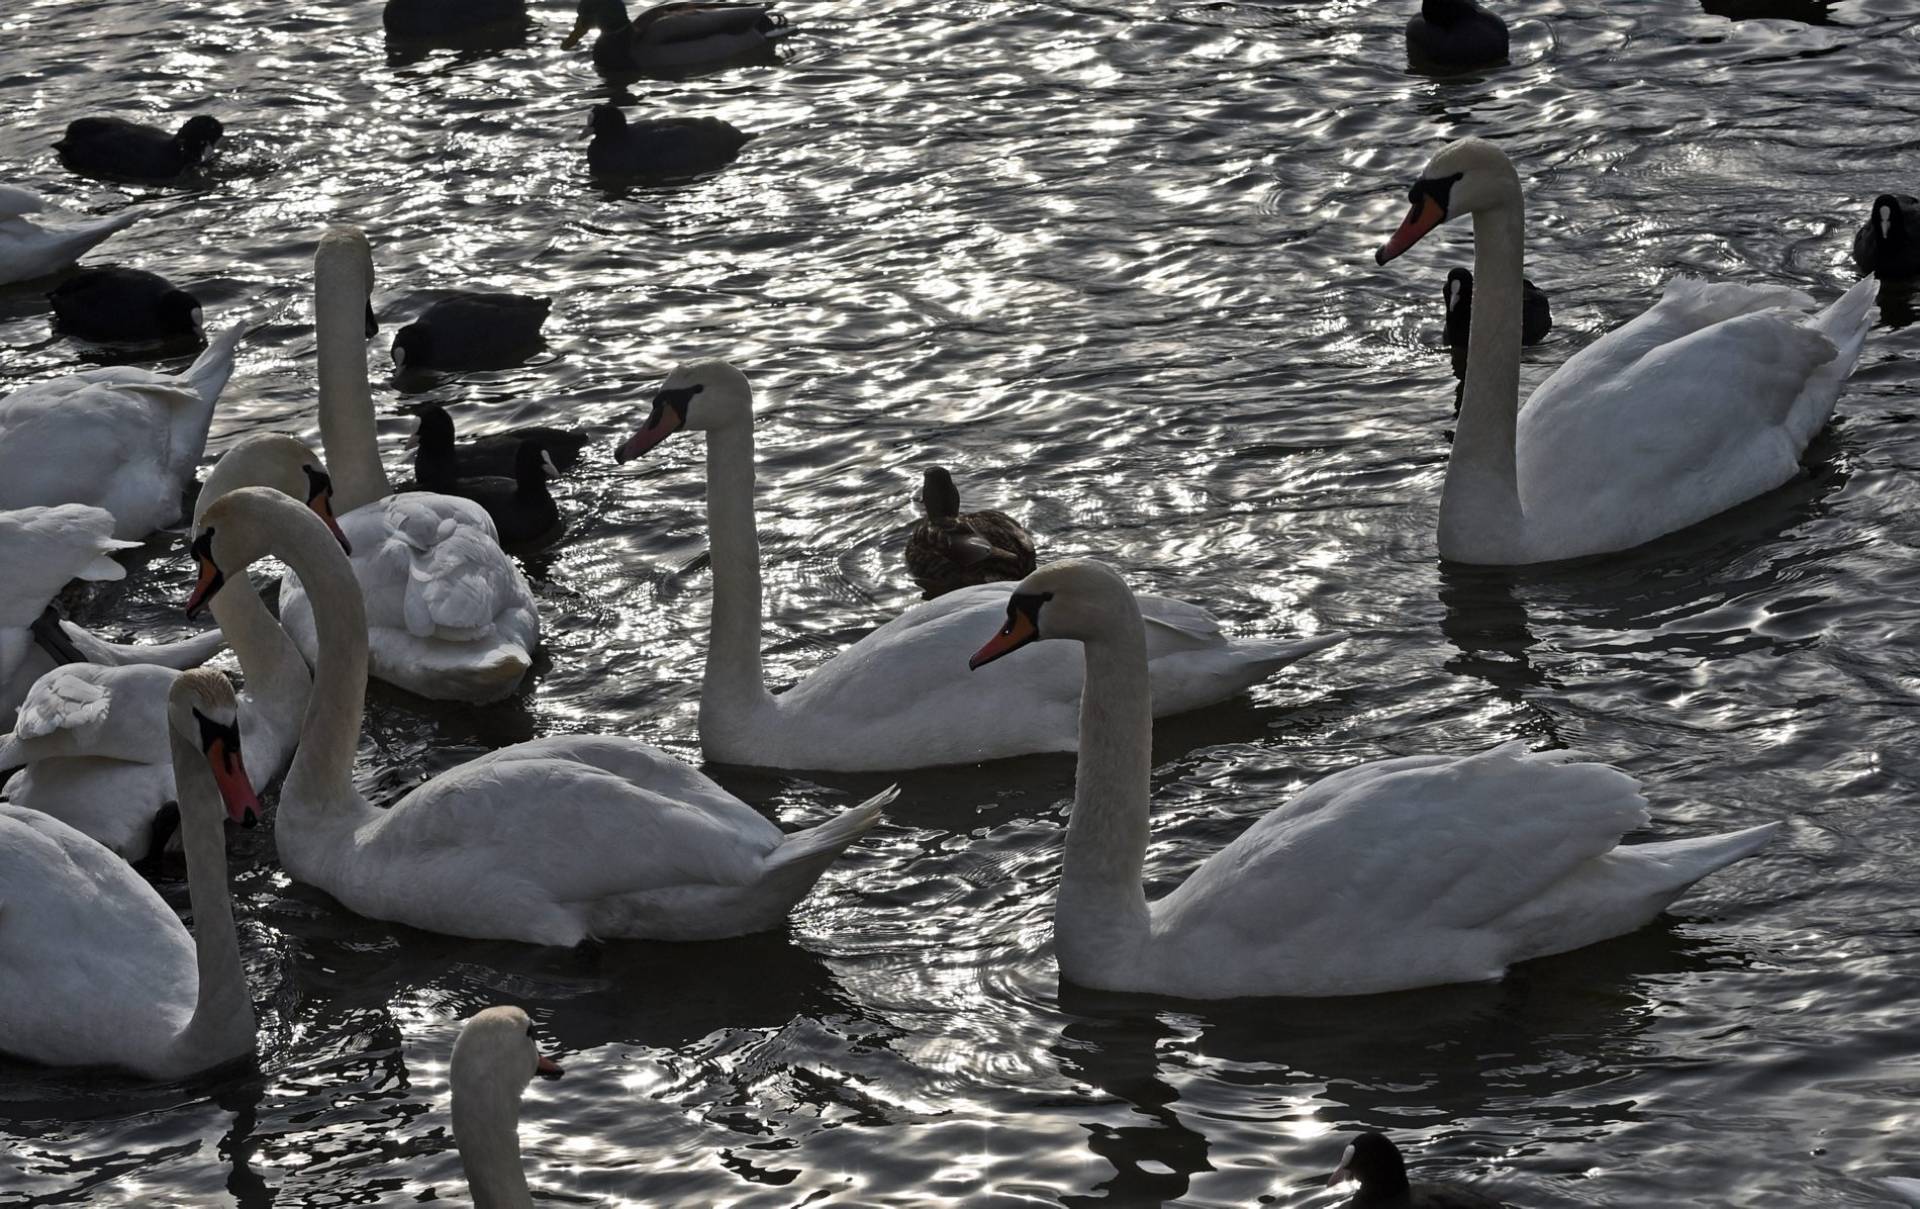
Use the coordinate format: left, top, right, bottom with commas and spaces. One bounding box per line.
0, 505, 139, 627
0, 382, 185, 538
5, 663, 174, 759
0, 186, 46, 217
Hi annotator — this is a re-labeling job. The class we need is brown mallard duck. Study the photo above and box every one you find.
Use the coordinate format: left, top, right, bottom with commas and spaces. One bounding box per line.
905, 466, 1036, 600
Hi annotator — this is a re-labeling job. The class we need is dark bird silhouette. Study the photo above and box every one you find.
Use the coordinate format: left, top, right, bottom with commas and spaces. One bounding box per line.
391, 293, 550, 371
1853, 194, 1920, 280
584, 105, 752, 181
1406, 0, 1509, 70
49, 268, 203, 345
1328, 1133, 1505, 1209
55, 115, 223, 183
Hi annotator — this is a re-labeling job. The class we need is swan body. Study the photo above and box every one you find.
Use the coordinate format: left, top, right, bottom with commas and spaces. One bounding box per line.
0, 320, 246, 540
451, 1006, 563, 1209
1377, 138, 1877, 565
1853, 193, 1919, 279
905, 465, 1037, 599
1328, 1133, 1503, 1209
0, 190, 140, 285
391, 292, 548, 371
612, 361, 1345, 772
294, 228, 538, 703
585, 105, 751, 180
49, 266, 204, 346
191, 486, 891, 945
55, 115, 224, 184
0, 439, 326, 860
564, 0, 790, 75
0, 669, 259, 1078
971, 559, 1779, 998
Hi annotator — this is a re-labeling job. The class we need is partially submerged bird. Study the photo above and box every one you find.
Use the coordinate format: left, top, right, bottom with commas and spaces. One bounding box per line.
391, 292, 549, 371
1405, 0, 1509, 70
55, 115, 224, 184
48, 267, 204, 346
0, 188, 141, 286
383, 0, 528, 41
905, 466, 1037, 599
1327, 1133, 1504, 1208
1441, 267, 1550, 380
585, 104, 752, 181
563, 0, 791, 76
408, 402, 588, 484
1853, 193, 1919, 280
429, 438, 565, 549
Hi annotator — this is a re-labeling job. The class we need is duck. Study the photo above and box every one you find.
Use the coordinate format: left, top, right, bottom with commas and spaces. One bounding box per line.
1853, 193, 1919, 279
187, 485, 894, 944
562, 0, 790, 75
390, 292, 549, 371
407, 402, 589, 483
1405, 0, 1509, 70
419, 436, 564, 549
0, 668, 260, 1079
0, 438, 337, 862
0, 319, 246, 540
49, 266, 204, 346
585, 105, 752, 181
905, 465, 1037, 599
54, 115, 224, 184
383, 0, 528, 40
0, 504, 227, 734
1327, 1133, 1503, 1208
0, 187, 141, 286
968, 558, 1780, 998
1441, 266, 1548, 381
450, 1006, 564, 1207
612, 361, 1346, 772
280, 228, 539, 704
1375, 137, 1877, 565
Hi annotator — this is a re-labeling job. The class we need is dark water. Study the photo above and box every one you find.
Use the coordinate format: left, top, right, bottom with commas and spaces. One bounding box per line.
4, 0, 1920, 1203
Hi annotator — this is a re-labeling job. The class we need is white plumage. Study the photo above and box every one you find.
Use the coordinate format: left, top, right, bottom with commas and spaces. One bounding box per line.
0, 186, 140, 285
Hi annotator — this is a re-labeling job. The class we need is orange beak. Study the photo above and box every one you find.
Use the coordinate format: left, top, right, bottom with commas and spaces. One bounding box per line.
1376, 193, 1447, 265
206, 736, 261, 827
185, 557, 223, 619
614, 404, 685, 463
310, 494, 352, 555
969, 610, 1038, 670
537, 1053, 564, 1079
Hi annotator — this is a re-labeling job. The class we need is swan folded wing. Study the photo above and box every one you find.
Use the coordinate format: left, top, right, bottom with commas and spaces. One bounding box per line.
0, 387, 177, 523
0, 186, 46, 217
403, 527, 518, 640
1137, 593, 1227, 649
6, 663, 173, 759
11, 668, 112, 741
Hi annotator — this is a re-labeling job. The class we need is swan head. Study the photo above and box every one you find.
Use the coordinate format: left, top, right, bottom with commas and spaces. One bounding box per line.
917, 466, 961, 519
969, 559, 1132, 669
196, 434, 353, 556
167, 667, 261, 827
1375, 137, 1518, 265
188, 486, 338, 619
1325, 1132, 1407, 1195
613, 359, 754, 462
317, 227, 380, 339
453, 1006, 564, 1105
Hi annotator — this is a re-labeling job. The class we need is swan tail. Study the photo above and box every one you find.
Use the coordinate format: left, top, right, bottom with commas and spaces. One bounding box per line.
1786, 275, 1878, 446
1620, 821, 1781, 909
765, 784, 896, 874
79, 625, 227, 670
183, 320, 247, 408
1227, 631, 1349, 687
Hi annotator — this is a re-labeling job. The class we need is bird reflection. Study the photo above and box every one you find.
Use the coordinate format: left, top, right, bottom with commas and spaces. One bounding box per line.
1050, 998, 1212, 1207
1437, 563, 1556, 701
1875, 278, 1917, 331
1698, 0, 1836, 24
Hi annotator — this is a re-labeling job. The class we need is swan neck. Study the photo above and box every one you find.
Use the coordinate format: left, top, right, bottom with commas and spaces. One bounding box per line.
700, 423, 773, 722
208, 568, 309, 756
315, 259, 390, 513
165, 726, 253, 1073
277, 505, 374, 828
453, 1073, 533, 1209
1441, 196, 1526, 562
1056, 613, 1154, 984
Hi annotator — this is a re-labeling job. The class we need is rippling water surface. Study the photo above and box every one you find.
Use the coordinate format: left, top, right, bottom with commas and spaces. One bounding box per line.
4, 0, 1920, 1203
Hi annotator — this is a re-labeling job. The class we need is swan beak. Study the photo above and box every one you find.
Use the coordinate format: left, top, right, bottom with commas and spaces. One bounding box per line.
969, 610, 1037, 670
185, 559, 225, 620
614, 403, 684, 463
206, 736, 261, 827
312, 499, 352, 555
562, 13, 592, 47
1376, 194, 1446, 265
537, 1054, 565, 1079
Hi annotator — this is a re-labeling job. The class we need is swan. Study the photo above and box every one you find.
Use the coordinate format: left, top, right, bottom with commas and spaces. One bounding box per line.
407, 402, 588, 482
968, 558, 1780, 998
0, 318, 246, 540
1375, 137, 1878, 565
1405, 0, 1508, 70
391, 292, 548, 371
584, 105, 752, 180
1854, 193, 1919, 279
0, 503, 225, 733
0, 668, 260, 1079
49, 266, 204, 346
55, 115, 224, 184
1327, 1133, 1502, 1208
0, 187, 140, 286
450, 1006, 564, 1208
0, 438, 337, 861
905, 465, 1037, 599
280, 228, 539, 704
563, 0, 790, 75
612, 360, 1346, 771
189, 485, 894, 944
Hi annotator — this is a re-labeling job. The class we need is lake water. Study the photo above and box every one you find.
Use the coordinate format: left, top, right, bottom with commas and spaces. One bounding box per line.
2, 0, 1919, 1204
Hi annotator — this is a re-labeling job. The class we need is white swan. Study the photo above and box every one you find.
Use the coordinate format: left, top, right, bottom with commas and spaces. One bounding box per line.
970, 559, 1781, 998
0, 438, 334, 860
0, 503, 225, 733
0, 668, 260, 1078
0, 186, 140, 285
1374, 137, 1878, 565
276, 228, 538, 703
450, 1006, 564, 1209
611, 360, 1347, 772
190, 485, 893, 945
0, 319, 245, 541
